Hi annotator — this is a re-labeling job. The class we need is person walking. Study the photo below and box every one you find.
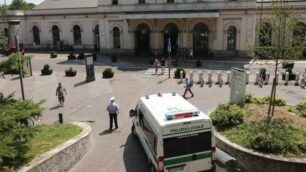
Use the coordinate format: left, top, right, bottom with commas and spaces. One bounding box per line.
153, 58, 160, 75
107, 97, 119, 131
160, 58, 166, 75
56, 83, 67, 106
183, 78, 194, 98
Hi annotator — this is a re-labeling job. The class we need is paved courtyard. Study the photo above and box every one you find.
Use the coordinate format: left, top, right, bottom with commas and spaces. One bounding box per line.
0, 53, 305, 172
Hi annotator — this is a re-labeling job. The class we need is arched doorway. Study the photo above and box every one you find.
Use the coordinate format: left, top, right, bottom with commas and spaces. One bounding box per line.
164, 23, 178, 56
94, 25, 100, 51
32, 26, 40, 45
227, 26, 237, 51
193, 23, 209, 57
113, 27, 120, 49
52, 25, 60, 49
136, 23, 150, 56
73, 25, 82, 45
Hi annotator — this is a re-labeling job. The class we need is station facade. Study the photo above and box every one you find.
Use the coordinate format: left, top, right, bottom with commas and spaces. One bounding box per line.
1, 0, 306, 58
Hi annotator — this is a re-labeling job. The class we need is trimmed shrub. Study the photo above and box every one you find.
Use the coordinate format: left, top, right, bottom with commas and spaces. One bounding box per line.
41, 64, 52, 75
65, 67, 77, 77
210, 104, 245, 130
282, 61, 294, 69
103, 68, 114, 78
68, 53, 76, 60
50, 51, 57, 58
174, 67, 186, 79
77, 53, 85, 60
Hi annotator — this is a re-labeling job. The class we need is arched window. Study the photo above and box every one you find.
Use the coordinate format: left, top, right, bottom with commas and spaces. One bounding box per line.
293, 22, 306, 47
259, 22, 272, 46
227, 26, 237, 50
32, 26, 40, 45
139, 0, 145, 4
52, 25, 60, 45
73, 25, 82, 45
112, 0, 118, 5
113, 27, 120, 49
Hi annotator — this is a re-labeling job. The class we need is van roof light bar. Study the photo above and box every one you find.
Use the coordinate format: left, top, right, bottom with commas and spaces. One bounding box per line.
165, 109, 200, 120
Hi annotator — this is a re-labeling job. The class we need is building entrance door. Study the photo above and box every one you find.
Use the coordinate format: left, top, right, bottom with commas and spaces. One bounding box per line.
136, 23, 150, 56
164, 23, 178, 57
193, 23, 209, 57
94, 25, 100, 52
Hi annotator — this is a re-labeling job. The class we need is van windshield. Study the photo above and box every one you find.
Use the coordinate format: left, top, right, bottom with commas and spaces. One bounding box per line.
163, 132, 211, 158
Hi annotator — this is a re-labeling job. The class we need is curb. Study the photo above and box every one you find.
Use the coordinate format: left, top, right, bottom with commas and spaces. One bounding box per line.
215, 131, 306, 172
17, 122, 92, 172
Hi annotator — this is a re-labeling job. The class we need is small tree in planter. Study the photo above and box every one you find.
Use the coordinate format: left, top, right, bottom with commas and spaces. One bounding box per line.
282, 60, 295, 69
102, 68, 114, 78
65, 67, 77, 77
111, 55, 117, 63
174, 67, 186, 79
78, 52, 85, 60
50, 51, 57, 58
41, 64, 52, 75
68, 52, 76, 60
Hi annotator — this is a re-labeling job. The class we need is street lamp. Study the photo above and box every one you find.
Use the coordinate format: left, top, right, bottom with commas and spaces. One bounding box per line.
8, 20, 25, 100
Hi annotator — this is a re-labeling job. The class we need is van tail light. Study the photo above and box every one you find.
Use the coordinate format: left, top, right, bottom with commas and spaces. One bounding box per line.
158, 156, 164, 172
211, 147, 216, 167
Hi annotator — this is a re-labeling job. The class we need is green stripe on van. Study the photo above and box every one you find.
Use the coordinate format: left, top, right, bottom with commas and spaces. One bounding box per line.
163, 128, 211, 137
164, 152, 212, 166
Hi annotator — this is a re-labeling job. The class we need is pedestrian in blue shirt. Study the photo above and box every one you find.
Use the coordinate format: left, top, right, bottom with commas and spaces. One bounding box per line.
107, 97, 119, 131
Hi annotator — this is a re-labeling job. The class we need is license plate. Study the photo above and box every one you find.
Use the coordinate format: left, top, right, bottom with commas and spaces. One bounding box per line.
168, 166, 184, 172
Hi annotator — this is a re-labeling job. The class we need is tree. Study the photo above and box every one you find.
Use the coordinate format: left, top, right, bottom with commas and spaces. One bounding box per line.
249, 0, 306, 128
0, 92, 44, 169
9, 0, 36, 10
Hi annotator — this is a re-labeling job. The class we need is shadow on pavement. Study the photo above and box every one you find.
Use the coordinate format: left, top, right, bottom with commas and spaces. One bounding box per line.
49, 104, 62, 110
74, 81, 87, 87
123, 134, 149, 172
99, 129, 112, 136
117, 66, 148, 72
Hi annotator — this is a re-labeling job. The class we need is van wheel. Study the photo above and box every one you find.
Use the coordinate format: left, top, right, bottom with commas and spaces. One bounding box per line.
131, 125, 137, 138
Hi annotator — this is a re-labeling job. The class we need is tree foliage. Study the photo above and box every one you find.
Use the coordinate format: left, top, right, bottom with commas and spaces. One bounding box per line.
249, 0, 306, 127
9, 0, 36, 10
0, 92, 44, 169
0, 53, 31, 74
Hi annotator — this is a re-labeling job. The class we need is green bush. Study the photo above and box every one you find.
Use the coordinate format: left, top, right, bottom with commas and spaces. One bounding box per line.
210, 104, 245, 130
50, 51, 57, 58
174, 67, 186, 79
0, 93, 44, 168
41, 64, 52, 75
245, 93, 253, 103
249, 120, 301, 154
65, 67, 77, 77
246, 95, 286, 106
282, 61, 294, 69
102, 68, 114, 78
296, 101, 306, 117
0, 54, 30, 74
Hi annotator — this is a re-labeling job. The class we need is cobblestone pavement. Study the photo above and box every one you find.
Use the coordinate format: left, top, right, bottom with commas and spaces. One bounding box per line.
0, 53, 305, 172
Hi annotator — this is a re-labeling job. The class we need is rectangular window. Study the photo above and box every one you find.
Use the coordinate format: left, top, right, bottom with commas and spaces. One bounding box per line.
167, 0, 174, 3
163, 132, 211, 158
112, 0, 118, 5
140, 110, 157, 153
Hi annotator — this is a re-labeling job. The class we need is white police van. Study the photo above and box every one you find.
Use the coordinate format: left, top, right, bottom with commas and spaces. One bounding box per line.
129, 92, 216, 172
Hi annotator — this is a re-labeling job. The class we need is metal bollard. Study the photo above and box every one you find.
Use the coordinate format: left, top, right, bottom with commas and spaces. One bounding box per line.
207, 71, 212, 87
285, 72, 289, 85
217, 71, 223, 87
226, 71, 230, 85
246, 71, 249, 84
59, 113, 63, 124
264, 73, 270, 85
189, 71, 193, 80
179, 70, 184, 83
198, 71, 204, 85
255, 71, 259, 85
295, 72, 300, 86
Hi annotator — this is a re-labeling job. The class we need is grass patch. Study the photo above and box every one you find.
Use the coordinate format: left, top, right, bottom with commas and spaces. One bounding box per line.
26, 124, 82, 160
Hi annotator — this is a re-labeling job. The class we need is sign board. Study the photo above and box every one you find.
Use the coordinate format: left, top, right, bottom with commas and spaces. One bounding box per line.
85, 55, 95, 82
230, 68, 246, 105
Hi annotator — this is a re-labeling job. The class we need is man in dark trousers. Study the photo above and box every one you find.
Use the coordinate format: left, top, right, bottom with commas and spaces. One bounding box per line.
183, 78, 194, 98
106, 97, 119, 131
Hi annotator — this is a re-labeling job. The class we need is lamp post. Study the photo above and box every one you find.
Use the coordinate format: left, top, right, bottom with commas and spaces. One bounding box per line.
167, 38, 171, 79
8, 20, 25, 100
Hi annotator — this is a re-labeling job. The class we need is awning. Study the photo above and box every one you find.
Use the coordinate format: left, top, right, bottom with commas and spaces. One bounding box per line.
122, 12, 219, 20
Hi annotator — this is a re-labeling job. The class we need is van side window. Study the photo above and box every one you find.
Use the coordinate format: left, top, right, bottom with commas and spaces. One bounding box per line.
139, 109, 144, 126
142, 115, 157, 153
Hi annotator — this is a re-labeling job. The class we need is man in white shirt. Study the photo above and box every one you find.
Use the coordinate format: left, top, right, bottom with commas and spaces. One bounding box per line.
106, 97, 119, 130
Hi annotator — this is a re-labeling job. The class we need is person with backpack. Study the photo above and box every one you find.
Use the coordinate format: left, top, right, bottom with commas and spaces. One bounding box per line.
183, 78, 194, 98
56, 83, 67, 106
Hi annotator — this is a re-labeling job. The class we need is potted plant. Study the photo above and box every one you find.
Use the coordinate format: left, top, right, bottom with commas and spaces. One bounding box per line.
65, 67, 77, 77
282, 61, 294, 69
68, 52, 76, 60
196, 59, 202, 67
174, 67, 186, 79
111, 55, 117, 63
102, 68, 114, 78
41, 64, 52, 75
50, 51, 57, 58
78, 52, 85, 60
281, 68, 296, 81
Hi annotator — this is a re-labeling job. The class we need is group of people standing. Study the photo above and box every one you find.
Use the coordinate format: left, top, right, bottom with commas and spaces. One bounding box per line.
153, 58, 166, 75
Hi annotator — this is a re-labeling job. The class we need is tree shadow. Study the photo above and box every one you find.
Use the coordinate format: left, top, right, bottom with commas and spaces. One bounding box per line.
74, 81, 87, 87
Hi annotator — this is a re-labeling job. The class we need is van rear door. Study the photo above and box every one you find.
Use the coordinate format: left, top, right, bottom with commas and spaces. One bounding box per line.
163, 131, 212, 172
